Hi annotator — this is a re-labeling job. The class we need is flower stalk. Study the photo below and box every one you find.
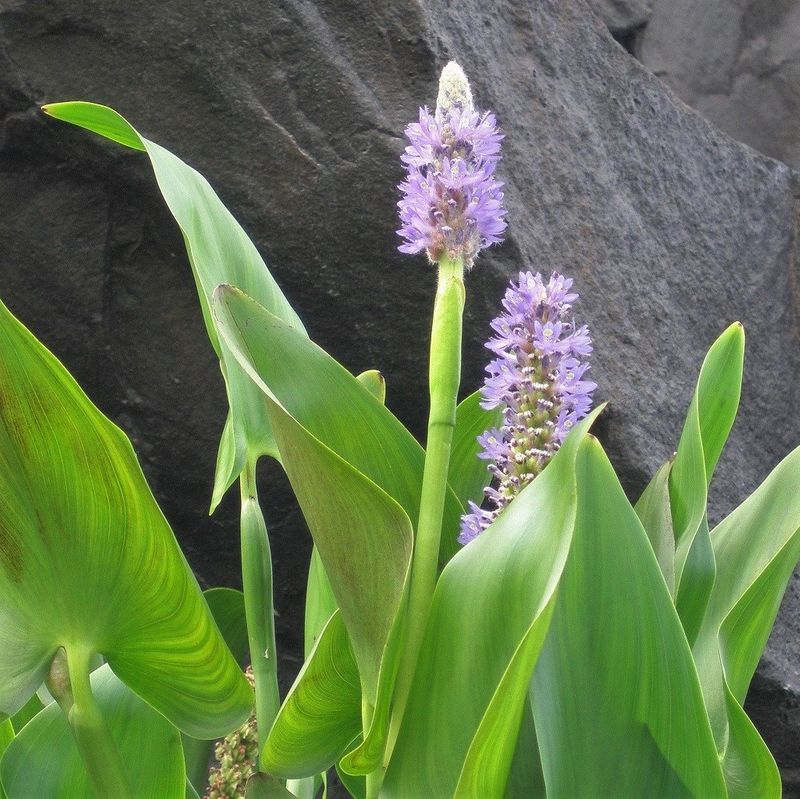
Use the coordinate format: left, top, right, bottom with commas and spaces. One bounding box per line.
389, 61, 506, 754
388, 255, 465, 755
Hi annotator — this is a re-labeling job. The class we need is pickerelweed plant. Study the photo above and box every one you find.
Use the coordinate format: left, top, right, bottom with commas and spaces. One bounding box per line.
0, 61, 798, 799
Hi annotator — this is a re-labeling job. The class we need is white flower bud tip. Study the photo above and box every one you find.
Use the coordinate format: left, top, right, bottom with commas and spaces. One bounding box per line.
436, 60, 474, 116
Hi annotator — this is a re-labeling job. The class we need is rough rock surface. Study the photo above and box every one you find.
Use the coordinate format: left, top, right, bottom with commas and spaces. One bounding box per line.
1, 0, 799, 791
635, 0, 800, 169
587, 0, 652, 38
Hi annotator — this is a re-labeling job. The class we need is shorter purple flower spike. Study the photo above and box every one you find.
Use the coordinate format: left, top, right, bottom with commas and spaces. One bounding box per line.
397, 62, 506, 267
459, 271, 596, 544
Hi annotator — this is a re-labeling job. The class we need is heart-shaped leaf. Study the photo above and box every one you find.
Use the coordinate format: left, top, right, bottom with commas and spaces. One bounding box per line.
0, 300, 251, 738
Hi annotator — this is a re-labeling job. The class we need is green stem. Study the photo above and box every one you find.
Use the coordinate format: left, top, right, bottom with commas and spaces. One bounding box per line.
388, 256, 465, 751
362, 698, 382, 799
47, 647, 131, 799
240, 458, 281, 758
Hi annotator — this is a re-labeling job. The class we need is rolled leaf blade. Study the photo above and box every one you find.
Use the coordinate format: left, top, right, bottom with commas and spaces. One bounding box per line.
42, 101, 306, 508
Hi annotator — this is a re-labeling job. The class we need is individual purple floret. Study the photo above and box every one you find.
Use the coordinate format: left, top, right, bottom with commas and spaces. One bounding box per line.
459, 271, 596, 544
397, 62, 506, 267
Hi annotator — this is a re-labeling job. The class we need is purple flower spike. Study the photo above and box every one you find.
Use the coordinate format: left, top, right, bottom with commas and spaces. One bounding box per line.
397, 62, 506, 267
459, 271, 596, 544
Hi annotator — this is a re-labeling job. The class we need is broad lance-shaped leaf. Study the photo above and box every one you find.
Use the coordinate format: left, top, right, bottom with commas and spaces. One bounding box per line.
531, 438, 725, 799
285, 371, 386, 795
691, 444, 800, 798
669, 323, 743, 637
383, 409, 600, 798
0, 665, 185, 799
0, 299, 252, 737
635, 323, 744, 640
244, 773, 296, 798
385, 414, 726, 798
41, 101, 306, 509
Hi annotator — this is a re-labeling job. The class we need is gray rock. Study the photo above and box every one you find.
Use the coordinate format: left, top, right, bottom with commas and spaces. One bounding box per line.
587, 0, 652, 36
1, 0, 798, 791
638, 0, 800, 168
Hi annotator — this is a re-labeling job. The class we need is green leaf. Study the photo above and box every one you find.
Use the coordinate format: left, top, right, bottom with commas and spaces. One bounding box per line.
531, 439, 725, 799
211, 285, 461, 545
355, 369, 386, 404
385, 415, 727, 798
183, 588, 251, 797
448, 390, 501, 512
0, 665, 185, 798
0, 720, 12, 799
336, 766, 365, 799
288, 370, 386, 796
203, 588, 250, 664
634, 460, 675, 595
212, 286, 421, 774
263, 611, 361, 778
10, 696, 43, 734
42, 101, 306, 509
0, 300, 252, 738
303, 366, 383, 660
383, 410, 600, 798
670, 323, 744, 601
692, 444, 800, 797
244, 773, 296, 798
211, 286, 421, 691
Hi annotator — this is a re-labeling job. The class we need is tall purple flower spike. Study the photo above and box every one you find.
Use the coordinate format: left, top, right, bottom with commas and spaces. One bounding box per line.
459, 271, 596, 544
397, 62, 507, 267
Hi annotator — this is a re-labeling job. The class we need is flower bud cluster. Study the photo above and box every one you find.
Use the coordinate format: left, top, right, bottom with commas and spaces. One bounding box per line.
459, 271, 596, 544
204, 668, 258, 799
397, 62, 506, 267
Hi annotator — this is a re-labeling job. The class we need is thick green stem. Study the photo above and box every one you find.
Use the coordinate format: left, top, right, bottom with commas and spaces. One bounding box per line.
47, 647, 131, 799
388, 256, 465, 751
240, 459, 281, 758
